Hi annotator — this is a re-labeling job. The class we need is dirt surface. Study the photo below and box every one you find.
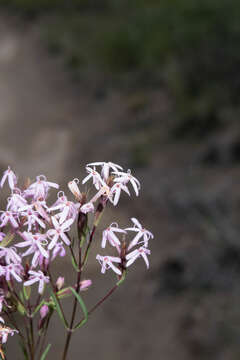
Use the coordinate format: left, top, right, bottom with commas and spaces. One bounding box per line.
1, 13, 240, 360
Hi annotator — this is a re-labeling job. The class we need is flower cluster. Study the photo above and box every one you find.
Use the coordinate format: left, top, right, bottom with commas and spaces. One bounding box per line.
0, 161, 152, 358
96, 218, 153, 276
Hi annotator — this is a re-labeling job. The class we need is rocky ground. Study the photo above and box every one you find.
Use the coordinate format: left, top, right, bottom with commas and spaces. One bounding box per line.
1, 13, 240, 360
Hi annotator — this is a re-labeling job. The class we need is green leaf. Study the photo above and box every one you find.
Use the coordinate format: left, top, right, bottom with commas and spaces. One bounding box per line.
50, 290, 68, 329
69, 287, 88, 329
40, 343, 51, 360
23, 285, 31, 300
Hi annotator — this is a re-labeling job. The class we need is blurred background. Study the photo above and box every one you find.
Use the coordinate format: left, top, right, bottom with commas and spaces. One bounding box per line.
0, 0, 240, 359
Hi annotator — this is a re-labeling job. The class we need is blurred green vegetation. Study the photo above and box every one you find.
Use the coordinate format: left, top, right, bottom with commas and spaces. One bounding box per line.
2, 0, 240, 141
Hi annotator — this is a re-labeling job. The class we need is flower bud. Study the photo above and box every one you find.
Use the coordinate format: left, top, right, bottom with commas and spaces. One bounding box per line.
80, 279, 92, 291
40, 305, 49, 320
68, 179, 81, 201
56, 277, 64, 291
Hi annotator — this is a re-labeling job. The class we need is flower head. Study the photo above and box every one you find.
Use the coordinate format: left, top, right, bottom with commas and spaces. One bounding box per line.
96, 255, 122, 275
0, 167, 17, 190
101, 223, 126, 250
24, 270, 49, 294
126, 218, 154, 250
47, 217, 73, 250
113, 169, 140, 196
126, 246, 151, 269
87, 162, 123, 181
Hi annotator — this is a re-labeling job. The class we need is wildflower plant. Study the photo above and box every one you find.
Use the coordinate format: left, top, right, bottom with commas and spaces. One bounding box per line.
0, 162, 153, 359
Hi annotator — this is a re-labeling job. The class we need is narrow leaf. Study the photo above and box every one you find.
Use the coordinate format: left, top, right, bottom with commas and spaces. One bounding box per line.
69, 288, 88, 329
40, 344, 51, 360
50, 290, 68, 329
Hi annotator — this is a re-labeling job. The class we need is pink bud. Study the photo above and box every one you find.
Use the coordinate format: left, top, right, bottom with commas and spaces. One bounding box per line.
56, 277, 65, 291
40, 305, 49, 319
80, 279, 92, 291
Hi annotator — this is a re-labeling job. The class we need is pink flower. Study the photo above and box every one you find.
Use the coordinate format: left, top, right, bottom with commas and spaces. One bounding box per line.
49, 197, 79, 224
101, 223, 126, 249
47, 217, 73, 250
0, 167, 17, 190
87, 162, 123, 181
96, 255, 122, 275
24, 270, 49, 294
19, 205, 46, 232
24, 175, 59, 200
0, 246, 21, 265
51, 242, 66, 261
0, 211, 19, 229
4, 263, 22, 282
16, 232, 49, 267
126, 218, 154, 250
7, 192, 27, 212
113, 169, 140, 196
126, 246, 151, 269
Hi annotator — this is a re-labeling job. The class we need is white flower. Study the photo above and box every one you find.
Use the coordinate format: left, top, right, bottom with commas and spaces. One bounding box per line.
101, 223, 126, 249
113, 169, 140, 196
96, 255, 122, 275
0, 167, 17, 190
126, 246, 151, 269
109, 182, 130, 206
87, 162, 123, 181
126, 218, 154, 250
82, 167, 104, 190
